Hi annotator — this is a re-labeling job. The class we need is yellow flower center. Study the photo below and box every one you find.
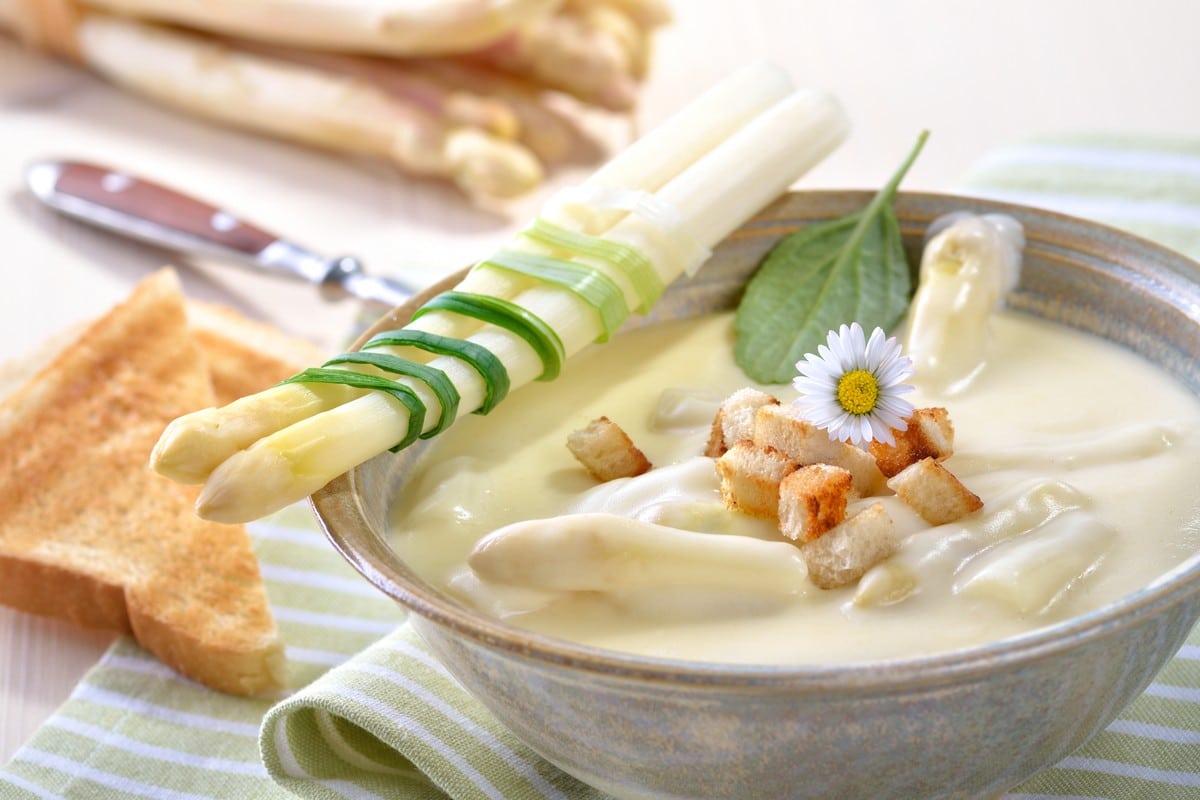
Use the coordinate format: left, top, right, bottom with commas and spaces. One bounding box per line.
836, 369, 879, 415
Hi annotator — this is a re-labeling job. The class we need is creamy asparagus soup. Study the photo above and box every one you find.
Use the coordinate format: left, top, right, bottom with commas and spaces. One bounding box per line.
387, 220, 1200, 665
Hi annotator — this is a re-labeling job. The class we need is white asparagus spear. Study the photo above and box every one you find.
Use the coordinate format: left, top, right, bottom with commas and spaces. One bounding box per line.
568, 0, 671, 30
0, 0, 81, 57
469, 513, 807, 595
903, 213, 1024, 395
152, 61, 801, 485
194, 87, 850, 522
569, 1, 652, 79
78, 0, 562, 56
466, 4, 641, 111
249, 47, 523, 140
404, 58, 593, 164
72, 14, 543, 198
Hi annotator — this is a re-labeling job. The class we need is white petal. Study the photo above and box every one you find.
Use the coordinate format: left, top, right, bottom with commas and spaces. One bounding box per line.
809, 399, 844, 421
825, 337, 850, 371
854, 417, 873, 448
793, 377, 834, 399
869, 416, 897, 446
876, 357, 914, 387
799, 354, 839, 383
846, 324, 867, 369
805, 405, 845, 428
825, 415, 854, 443
873, 407, 909, 433
875, 398, 915, 424
863, 327, 888, 371
815, 343, 840, 371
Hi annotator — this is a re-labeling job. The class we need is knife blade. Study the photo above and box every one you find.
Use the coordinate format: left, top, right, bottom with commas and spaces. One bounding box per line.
25, 159, 412, 309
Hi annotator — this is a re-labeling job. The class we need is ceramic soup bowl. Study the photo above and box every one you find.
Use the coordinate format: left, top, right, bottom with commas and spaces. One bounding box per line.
312, 191, 1200, 800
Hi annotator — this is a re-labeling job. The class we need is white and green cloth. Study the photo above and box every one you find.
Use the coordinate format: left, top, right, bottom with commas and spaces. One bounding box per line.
3, 137, 1200, 800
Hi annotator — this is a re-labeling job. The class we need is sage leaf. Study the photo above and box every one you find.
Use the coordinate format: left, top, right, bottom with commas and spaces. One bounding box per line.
734, 131, 929, 384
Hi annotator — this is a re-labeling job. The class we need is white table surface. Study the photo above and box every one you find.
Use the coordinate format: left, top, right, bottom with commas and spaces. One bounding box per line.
3, 0, 1200, 766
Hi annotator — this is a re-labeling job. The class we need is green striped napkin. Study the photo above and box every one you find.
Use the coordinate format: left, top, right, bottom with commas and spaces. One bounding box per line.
3, 135, 1200, 800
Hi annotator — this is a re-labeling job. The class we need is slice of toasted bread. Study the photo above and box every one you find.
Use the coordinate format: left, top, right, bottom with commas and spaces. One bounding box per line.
185, 299, 326, 406
0, 269, 285, 695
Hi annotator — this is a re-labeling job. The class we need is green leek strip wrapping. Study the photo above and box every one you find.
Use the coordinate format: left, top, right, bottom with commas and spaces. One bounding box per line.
520, 218, 664, 314
363, 329, 510, 415
477, 249, 629, 342
412, 291, 565, 382
321, 352, 460, 437
281, 368, 426, 452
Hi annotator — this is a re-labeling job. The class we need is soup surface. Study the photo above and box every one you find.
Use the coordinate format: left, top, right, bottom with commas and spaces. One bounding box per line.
389, 309, 1200, 664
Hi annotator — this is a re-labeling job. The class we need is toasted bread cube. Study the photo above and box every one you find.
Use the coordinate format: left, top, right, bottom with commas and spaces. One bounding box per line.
715, 441, 797, 519
870, 407, 955, 478
778, 464, 853, 541
826, 442, 889, 498
800, 502, 899, 589
704, 388, 779, 457
753, 404, 887, 497
567, 416, 652, 482
751, 403, 846, 465
886, 457, 982, 525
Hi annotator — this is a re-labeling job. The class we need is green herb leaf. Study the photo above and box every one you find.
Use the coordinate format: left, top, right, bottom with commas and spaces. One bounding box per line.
734, 131, 928, 383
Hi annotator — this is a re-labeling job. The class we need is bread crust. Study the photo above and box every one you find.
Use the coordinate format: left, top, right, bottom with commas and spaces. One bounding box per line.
0, 552, 131, 631
870, 406, 955, 478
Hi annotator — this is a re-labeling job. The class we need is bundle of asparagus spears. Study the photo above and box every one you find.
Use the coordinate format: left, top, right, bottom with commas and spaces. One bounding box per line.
0, 0, 669, 198
149, 62, 851, 523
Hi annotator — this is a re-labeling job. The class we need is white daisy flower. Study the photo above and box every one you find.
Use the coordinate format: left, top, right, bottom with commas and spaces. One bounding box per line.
792, 323, 915, 446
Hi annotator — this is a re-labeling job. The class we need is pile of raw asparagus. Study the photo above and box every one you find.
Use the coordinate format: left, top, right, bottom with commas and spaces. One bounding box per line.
0, 0, 668, 198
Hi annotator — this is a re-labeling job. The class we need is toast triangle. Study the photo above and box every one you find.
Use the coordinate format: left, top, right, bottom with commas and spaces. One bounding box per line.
0, 268, 285, 695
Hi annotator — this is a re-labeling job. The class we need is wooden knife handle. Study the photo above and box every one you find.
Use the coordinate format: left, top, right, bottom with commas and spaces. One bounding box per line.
27, 160, 278, 260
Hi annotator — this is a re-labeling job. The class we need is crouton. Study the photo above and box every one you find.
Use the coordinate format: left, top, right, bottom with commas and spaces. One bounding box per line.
825, 442, 889, 498
715, 441, 797, 519
751, 402, 846, 464
870, 407, 955, 478
704, 388, 779, 457
800, 502, 899, 589
567, 417, 652, 482
753, 403, 887, 497
778, 464, 853, 541
886, 457, 983, 525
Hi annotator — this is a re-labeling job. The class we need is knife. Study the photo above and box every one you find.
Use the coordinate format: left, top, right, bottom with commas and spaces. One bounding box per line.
25, 159, 412, 309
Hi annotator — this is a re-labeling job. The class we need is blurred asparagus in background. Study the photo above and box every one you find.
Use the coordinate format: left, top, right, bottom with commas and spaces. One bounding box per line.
0, 0, 670, 200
